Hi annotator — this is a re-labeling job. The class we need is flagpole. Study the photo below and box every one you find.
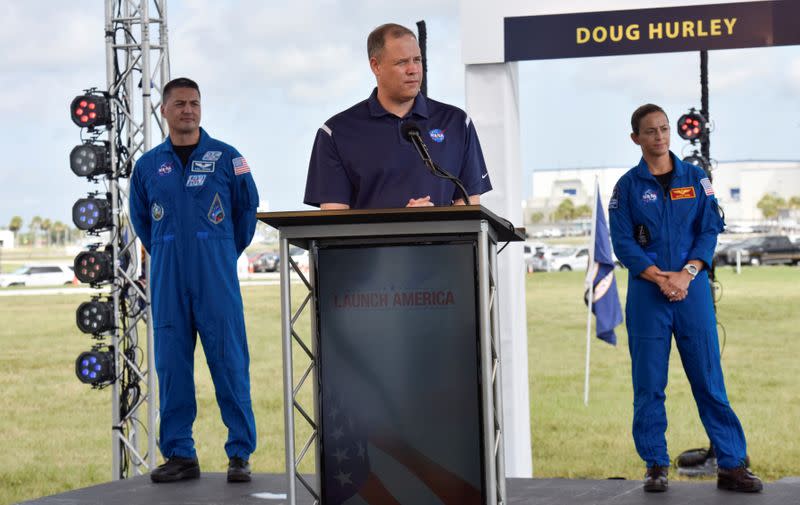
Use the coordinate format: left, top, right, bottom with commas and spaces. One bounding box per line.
583, 176, 600, 406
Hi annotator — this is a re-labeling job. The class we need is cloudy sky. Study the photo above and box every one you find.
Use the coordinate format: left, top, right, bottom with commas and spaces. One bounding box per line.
1, 0, 798, 228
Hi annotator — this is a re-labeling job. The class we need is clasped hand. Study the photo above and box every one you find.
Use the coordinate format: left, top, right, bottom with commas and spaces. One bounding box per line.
656, 271, 691, 302
406, 195, 434, 207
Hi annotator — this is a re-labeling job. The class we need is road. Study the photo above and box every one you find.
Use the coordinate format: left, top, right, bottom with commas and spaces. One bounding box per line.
0, 272, 296, 297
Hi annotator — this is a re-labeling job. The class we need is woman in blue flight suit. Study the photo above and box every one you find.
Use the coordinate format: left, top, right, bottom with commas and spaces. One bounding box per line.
609, 104, 761, 493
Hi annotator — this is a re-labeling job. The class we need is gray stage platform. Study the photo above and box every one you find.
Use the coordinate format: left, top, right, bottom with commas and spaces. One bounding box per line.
19, 474, 800, 505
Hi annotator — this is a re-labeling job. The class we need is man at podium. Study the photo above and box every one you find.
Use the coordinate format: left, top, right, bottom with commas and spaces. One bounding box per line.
303, 23, 492, 210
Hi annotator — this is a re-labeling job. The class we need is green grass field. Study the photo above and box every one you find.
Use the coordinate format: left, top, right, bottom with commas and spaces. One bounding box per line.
1, 266, 798, 504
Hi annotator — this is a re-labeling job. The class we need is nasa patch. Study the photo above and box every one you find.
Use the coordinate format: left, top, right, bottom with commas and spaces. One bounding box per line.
207, 193, 225, 224
428, 129, 445, 143
202, 151, 222, 162
158, 162, 173, 176
642, 189, 658, 204
191, 160, 215, 173
186, 174, 206, 187
151, 202, 164, 221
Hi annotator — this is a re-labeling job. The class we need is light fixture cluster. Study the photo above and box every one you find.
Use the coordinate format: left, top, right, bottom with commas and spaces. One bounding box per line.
70, 89, 119, 386
676, 107, 711, 176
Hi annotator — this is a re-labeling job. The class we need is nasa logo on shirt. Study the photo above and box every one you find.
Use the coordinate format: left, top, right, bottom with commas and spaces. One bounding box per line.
642, 189, 658, 204
158, 162, 173, 176
428, 129, 445, 143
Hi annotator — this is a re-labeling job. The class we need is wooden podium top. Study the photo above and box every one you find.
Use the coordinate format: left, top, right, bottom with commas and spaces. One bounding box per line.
257, 205, 525, 242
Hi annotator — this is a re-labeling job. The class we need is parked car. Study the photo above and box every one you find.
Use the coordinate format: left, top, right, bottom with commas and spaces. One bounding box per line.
289, 246, 310, 272
528, 245, 563, 272
724, 235, 800, 266
550, 247, 590, 271
714, 238, 757, 266
250, 251, 279, 272
0, 264, 75, 287
523, 242, 546, 271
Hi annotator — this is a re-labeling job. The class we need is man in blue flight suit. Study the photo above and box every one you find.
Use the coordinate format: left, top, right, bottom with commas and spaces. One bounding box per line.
610, 104, 761, 493
304, 23, 491, 209
130, 78, 259, 483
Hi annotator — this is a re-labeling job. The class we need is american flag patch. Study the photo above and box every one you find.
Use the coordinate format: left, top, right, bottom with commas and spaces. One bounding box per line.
700, 177, 714, 196
232, 157, 250, 176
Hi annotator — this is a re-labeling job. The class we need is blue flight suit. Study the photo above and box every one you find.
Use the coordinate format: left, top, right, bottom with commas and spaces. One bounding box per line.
304, 88, 492, 208
129, 128, 259, 460
609, 152, 747, 469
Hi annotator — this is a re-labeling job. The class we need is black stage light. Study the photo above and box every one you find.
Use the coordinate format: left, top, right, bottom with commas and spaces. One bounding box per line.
76, 300, 114, 334
74, 249, 114, 284
75, 350, 115, 385
72, 196, 112, 231
677, 108, 707, 141
70, 93, 111, 128
73, 245, 130, 284
683, 151, 711, 175
70, 142, 111, 179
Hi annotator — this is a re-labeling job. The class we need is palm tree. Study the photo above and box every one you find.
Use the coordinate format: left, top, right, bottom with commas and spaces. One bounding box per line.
52, 221, 66, 246
30, 216, 42, 247
41, 219, 52, 248
8, 216, 23, 242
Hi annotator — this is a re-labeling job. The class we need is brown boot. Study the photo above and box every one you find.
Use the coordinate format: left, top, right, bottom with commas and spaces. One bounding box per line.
643, 465, 668, 492
717, 466, 763, 493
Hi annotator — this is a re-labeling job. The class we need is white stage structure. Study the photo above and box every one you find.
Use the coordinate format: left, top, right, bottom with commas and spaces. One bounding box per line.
460, 0, 800, 478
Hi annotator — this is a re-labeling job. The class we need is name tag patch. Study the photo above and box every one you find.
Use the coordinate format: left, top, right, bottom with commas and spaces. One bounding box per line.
191, 160, 215, 173
670, 186, 696, 200
186, 174, 207, 187
202, 151, 222, 161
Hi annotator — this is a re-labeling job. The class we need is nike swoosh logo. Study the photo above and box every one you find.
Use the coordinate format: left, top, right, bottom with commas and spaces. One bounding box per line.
481, 173, 488, 179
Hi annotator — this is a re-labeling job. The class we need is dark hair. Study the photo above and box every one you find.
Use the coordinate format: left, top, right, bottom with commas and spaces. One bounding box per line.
163, 77, 200, 102
367, 23, 416, 59
631, 103, 667, 134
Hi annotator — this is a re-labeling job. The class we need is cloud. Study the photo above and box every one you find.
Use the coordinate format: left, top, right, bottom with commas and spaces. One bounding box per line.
169, 0, 459, 104
0, 2, 102, 74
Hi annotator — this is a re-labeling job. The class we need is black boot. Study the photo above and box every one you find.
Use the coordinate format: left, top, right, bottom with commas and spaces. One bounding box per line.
717, 465, 763, 493
643, 465, 668, 492
227, 457, 251, 483
150, 456, 200, 483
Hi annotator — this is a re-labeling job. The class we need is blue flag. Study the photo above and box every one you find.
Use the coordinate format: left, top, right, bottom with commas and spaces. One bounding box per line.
585, 189, 623, 345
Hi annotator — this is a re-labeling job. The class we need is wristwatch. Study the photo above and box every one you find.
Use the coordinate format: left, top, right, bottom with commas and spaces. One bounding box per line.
683, 264, 699, 279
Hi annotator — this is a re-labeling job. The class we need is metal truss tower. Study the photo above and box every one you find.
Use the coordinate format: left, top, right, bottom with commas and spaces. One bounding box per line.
102, 0, 169, 480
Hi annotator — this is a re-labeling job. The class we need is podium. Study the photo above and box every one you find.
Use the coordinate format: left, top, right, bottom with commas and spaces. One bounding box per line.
259, 206, 523, 505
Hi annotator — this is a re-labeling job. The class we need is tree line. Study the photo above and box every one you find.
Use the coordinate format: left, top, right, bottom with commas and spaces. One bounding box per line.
757, 194, 800, 219
5, 216, 82, 247
529, 198, 593, 224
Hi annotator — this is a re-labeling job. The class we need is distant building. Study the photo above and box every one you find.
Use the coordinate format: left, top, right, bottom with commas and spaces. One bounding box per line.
525, 160, 800, 227
0, 229, 14, 249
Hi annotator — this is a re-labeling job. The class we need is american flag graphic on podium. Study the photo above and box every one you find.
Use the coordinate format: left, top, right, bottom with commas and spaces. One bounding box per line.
321, 391, 482, 505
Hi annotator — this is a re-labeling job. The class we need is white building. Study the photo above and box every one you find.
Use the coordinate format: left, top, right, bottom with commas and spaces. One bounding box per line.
0, 229, 14, 249
525, 160, 800, 226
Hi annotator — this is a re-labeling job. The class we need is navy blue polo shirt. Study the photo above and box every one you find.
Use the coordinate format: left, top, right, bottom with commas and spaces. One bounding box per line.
303, 89, 492, 209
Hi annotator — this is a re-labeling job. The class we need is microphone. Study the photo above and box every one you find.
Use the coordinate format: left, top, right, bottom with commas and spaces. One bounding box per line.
400, 121, 470, 205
